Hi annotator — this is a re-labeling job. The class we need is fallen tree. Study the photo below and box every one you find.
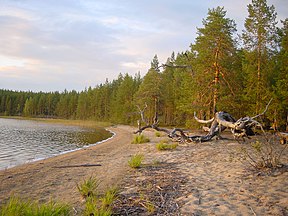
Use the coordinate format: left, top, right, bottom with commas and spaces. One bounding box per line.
134, 99, 273, 143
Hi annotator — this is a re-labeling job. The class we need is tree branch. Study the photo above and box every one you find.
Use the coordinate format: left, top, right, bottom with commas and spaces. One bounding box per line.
251, 98, 273, 119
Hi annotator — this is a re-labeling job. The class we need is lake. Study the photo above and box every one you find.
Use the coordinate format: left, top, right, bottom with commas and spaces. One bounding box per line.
0, 118, 113, 170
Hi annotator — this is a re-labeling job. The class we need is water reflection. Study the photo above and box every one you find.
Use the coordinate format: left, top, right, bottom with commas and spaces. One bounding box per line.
0, 118, 112, 170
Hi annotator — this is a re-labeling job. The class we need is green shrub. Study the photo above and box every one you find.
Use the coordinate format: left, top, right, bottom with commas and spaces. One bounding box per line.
156, 141, 178, 151
128, 154, 144, 168
0, 197, 71, 216
77, 176, 100, 199
131, 134, 150, 144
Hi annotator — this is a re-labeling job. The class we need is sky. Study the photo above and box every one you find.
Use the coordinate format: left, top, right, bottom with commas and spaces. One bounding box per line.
0, 0, 287, 92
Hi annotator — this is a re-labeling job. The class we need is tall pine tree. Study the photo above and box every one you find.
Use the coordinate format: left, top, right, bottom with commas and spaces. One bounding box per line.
242, 0, 278, 114
191, 7, 237, 117
274, 19, 288, 130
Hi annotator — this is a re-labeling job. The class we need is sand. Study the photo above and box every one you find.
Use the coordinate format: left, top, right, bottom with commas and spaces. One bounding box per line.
120, 129, 288, 215
0, 125, 287, 215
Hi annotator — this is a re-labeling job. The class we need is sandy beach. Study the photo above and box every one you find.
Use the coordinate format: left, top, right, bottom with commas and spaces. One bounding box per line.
0, 125, 287, 215
117, 129, 288, 215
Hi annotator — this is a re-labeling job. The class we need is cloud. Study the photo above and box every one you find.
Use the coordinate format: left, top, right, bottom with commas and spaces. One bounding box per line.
0, 0, 287, 92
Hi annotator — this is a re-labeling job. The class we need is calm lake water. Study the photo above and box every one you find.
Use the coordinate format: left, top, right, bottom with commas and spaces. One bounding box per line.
0, 118, 113, 170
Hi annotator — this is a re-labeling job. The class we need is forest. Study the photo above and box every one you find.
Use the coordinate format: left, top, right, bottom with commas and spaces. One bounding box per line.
0, 1, 288, 130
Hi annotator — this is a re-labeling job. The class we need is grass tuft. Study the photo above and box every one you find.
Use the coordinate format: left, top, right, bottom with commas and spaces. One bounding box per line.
76, 176, 119, 216
128, 154, 144, 168
83, 197, 112, 216
156, 140, 178, 151
101, 186, 119, 208
155, 131, 162, 137
77, 176, 100, 199
0, 197, 71, 216
131, 134, 150, 144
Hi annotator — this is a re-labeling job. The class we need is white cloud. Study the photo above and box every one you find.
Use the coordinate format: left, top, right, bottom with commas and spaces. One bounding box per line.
0, 55, 27, 68
0, 0, 287, 92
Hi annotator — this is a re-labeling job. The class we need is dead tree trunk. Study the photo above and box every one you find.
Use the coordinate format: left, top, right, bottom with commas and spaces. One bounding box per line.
136, 103, 148, 134
134, 99, 273, 143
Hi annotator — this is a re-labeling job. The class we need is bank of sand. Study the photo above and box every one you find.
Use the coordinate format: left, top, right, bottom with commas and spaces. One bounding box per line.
0, 125, 287, 215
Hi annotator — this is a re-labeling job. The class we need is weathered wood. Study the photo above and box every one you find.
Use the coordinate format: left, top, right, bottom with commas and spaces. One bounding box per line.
251, 98, 273, 120
136, 103, 148, 126
135, 100, 273, 143
278, 132, 288, 145
194, 112, 214, 124
53, 164, 101, 168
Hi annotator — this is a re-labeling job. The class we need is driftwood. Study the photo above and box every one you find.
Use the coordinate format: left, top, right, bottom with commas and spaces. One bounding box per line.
278, 132, 288, 144
53, 164, 101, 168
134, 99, 273, 143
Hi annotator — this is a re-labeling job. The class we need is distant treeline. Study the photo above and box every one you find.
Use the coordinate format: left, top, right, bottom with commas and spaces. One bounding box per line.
1, 3, 288, 130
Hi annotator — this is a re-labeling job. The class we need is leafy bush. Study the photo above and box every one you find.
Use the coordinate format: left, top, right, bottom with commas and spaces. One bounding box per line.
128, 154, 144, 168
156, 140, 178, 151
0, 197, 71, 216
131, 134, 150, 144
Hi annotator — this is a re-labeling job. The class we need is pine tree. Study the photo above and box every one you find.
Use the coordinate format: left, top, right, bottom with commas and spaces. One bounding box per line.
111, 74, 138, 124
23, 97, 34, 116
274, 19, 288, 130
76, 89, 89, 119
242, 0, 278, 114
191, 6, 237, 116
161, 53, 177, 125
151, 54, 160, 72
135, 68, 162, 124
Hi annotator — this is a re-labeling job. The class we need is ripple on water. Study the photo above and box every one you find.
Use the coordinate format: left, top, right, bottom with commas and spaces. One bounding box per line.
0, 118, 112, 170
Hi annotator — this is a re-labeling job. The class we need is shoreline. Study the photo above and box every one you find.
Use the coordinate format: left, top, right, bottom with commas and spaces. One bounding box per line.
0, 117, 115, 171
0, 125, 138, 209
1, 129, 116, 171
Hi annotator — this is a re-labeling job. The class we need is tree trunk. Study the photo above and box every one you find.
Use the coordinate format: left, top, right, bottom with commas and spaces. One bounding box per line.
256, 33, 262, 114
135, 99, 272, 143
213, 41, 220, 113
